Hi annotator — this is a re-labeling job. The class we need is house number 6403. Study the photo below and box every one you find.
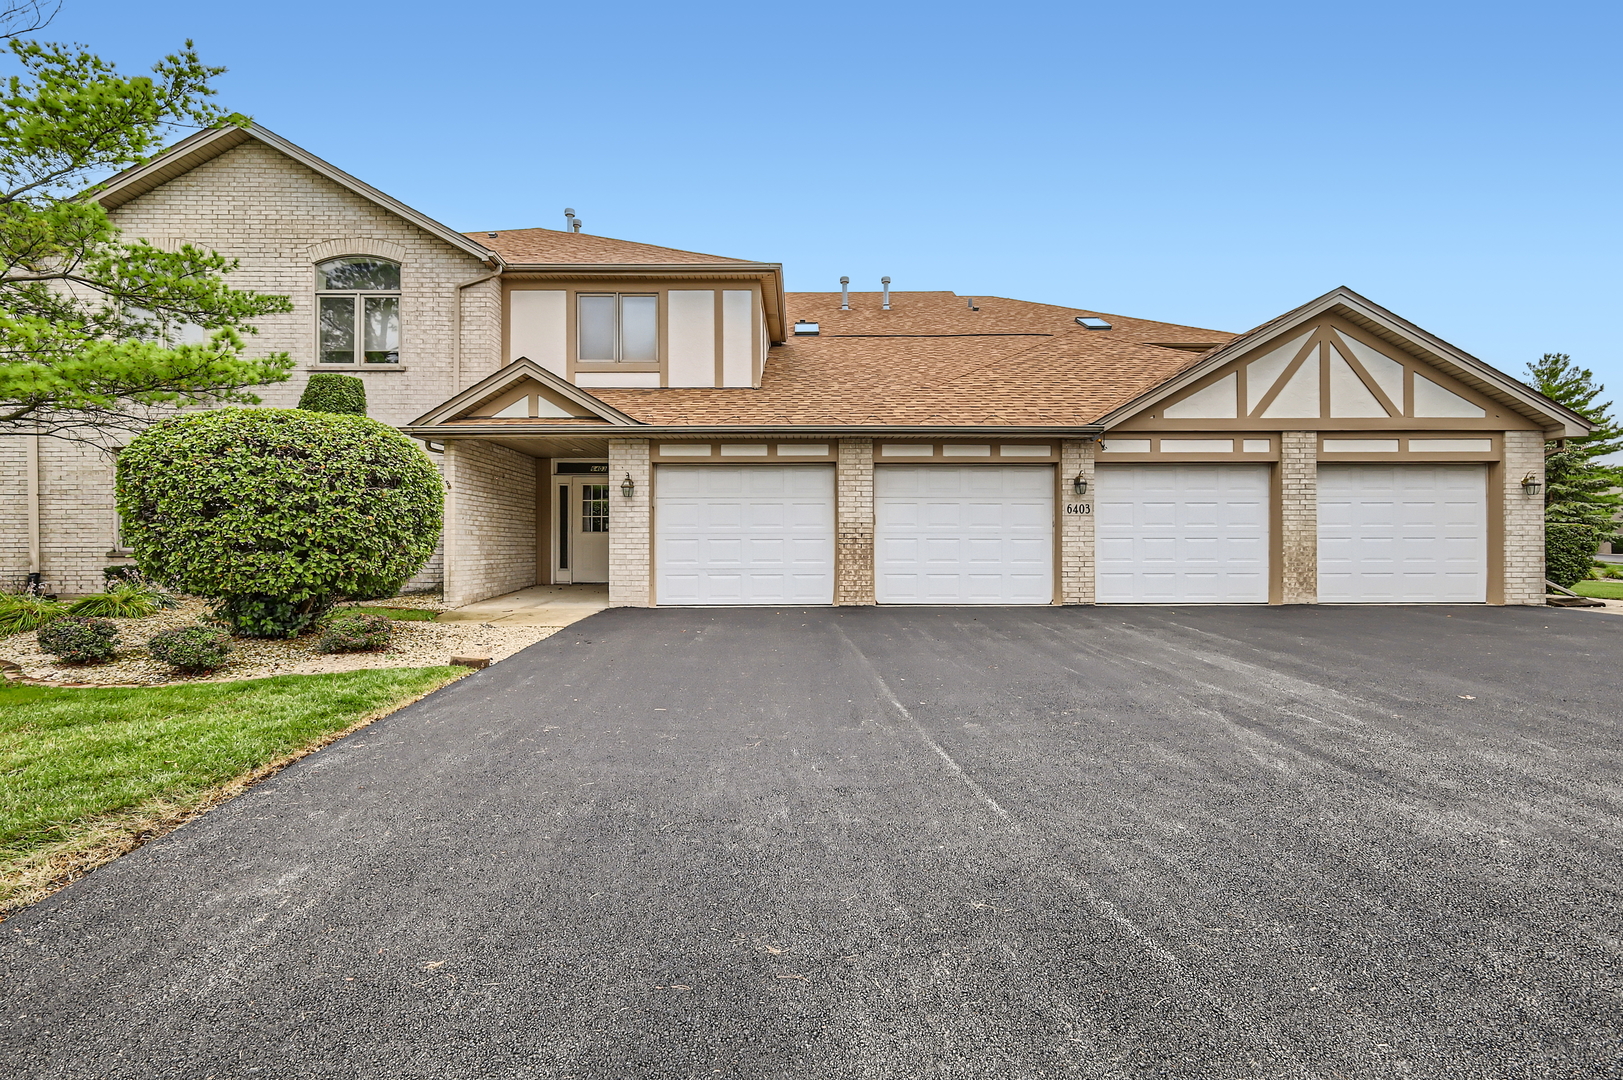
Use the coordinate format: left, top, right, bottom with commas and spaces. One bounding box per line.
1066, 503, 1093, 515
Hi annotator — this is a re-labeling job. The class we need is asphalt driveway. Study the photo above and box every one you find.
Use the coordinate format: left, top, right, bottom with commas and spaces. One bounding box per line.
4, 605, 1621, 1078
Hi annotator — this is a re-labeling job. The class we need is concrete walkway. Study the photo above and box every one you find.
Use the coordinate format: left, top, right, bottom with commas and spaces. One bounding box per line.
436, 583, 609, 626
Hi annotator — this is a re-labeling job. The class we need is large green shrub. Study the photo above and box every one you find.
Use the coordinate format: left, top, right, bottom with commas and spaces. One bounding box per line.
1547, 523, 1600, 589
147, 625, 233, 673
116, 409, 443, 637
297, 373, 367, 415
36, 616, 119, 664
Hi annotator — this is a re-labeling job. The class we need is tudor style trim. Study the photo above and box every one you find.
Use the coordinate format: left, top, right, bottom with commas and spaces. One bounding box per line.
407, 358, 643, 428
95, 124, 504, 269
1094, 286, 1591, 437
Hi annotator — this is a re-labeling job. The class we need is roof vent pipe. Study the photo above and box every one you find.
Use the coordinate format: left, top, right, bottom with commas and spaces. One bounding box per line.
564, 208, 582, 233
881, 276, 891, 310
840, 276, 850, 311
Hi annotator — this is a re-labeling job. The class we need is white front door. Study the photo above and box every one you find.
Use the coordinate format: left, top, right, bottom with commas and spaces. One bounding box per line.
1317, 464, 1487, 602
554, 476, 610, 584
655, 465, 835, 605
874, 466, 1054, 604
1095, 464, 1270, 603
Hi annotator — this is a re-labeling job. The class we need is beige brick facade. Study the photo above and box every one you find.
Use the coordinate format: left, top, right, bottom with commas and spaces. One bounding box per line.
442, 441, 536, 608
1059, 440, 1095, 604
1501, 429, 1547, 605
608, 439, 651, 607
1279, 431, 1318, 604
836, 438, 875, 605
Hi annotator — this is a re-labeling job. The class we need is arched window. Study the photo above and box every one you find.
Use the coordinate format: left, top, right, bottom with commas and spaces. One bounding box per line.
317, 257, 400, 364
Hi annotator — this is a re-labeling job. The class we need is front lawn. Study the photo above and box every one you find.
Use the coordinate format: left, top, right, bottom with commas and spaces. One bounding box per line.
0, 666, 464, 912
1573, 579, 1623, 600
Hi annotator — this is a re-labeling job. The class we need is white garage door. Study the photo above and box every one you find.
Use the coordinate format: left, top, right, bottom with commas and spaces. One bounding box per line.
655, 465, 834, 605
1096, 464, 1270, 603
1317, 464, 1487, 603
875, 466, 1054, 604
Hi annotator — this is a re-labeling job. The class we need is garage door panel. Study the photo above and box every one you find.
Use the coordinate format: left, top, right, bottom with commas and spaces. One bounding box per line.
875, 466, 1054, 604
655, 465, 835, 605
1095, 464, 1271, 604
1317, 464, 1486, 603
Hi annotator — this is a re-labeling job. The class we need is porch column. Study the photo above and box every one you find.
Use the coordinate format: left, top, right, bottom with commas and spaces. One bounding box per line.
1059, 439, 1095, 604
836, 437, 875, 605
1501, 429, 1546, 605
1279, 430, 1318, 604
608, 438, 651, 607
442, 441, 538, 609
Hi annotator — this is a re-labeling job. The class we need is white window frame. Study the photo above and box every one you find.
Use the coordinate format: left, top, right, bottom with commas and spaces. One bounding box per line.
576, 292, 658, 364
316, 258, 402, 365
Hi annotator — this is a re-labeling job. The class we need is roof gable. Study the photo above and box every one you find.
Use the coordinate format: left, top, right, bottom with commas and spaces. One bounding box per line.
96, 124, 501, 267
409, 359, 641, 428
1099, 287, 1592, 437
469, 227, 756, 266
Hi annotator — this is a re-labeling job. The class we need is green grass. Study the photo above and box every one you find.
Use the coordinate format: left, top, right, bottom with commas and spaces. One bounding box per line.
345, 605, 439, 621
0, 666, 463, 909
1573, 579, 1623, 600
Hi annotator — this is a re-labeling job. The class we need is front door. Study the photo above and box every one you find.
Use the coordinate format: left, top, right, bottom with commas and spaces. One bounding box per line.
555, 476, 610, 583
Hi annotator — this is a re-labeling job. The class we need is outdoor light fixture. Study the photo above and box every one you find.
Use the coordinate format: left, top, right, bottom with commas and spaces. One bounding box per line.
621, 473, 636, 499
1520, 472, 1542, 497
1072, 474, 1088, 496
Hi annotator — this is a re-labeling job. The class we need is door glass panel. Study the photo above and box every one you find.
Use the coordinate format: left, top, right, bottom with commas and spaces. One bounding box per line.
557, 485, 569, 569
581, 484, 609, 533
319, 296, 355, 363
578, 295, 616, 360
620, 295, 658, 362
363, 296, 400, 363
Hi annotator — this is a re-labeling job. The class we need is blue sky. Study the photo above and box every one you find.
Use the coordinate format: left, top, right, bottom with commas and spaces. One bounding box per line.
36, 0, 1623, 404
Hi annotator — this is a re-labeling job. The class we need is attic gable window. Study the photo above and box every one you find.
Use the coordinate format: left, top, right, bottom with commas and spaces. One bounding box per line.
318, 257, 400, 364
578, 293, 657, 363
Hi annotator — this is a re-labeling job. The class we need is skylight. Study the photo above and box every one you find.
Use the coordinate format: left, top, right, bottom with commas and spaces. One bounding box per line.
1076, 317, 1112, 330
794, 320, 820, 336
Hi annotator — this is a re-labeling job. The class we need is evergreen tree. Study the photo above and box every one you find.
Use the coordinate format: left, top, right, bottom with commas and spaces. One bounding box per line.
1525, 353, 1622, 542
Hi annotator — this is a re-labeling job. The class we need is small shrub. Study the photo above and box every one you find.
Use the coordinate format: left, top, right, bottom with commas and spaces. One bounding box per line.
318, 611, 393, 653
102, 565, 140, 584
68, 579, 177, 619
0, 592, 67, 636
297, 373, 367, 415
1547, 523, 1601, 589
146, 625, 233, 673
36, 616, 119, 664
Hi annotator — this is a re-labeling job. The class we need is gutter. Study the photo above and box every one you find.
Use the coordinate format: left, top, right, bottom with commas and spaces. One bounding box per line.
404, 424, 1105, 439
451, 265, 503, 389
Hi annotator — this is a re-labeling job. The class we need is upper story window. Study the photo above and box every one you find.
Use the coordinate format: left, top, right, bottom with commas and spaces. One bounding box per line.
578, 293, 657, 363
318, 257, 400, 364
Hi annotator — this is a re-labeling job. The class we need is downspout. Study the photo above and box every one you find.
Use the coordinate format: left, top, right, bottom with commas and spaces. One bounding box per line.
452, 263, 503, 393
25, 434, 40, 583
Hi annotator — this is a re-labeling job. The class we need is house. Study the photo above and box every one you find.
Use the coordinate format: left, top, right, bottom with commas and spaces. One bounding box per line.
0, 124, 1591, 608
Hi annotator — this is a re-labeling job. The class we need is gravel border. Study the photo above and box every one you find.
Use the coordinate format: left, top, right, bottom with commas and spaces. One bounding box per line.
0, 596, 560, 686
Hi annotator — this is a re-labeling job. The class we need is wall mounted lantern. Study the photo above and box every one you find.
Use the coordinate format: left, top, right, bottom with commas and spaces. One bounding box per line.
1520, 472, 1542, 498
620, 473, 636, 499
1072, 474, 1088, 496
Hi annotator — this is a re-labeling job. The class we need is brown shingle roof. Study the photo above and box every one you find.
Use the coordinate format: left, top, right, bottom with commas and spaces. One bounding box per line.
589, 292, 1235, 427
468, 227, 758, 265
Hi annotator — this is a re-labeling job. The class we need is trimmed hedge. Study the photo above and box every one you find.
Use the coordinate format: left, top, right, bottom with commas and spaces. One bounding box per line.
116, 409, 443, 638
297, 373, 367, 415
147, 625, 234, 673
319, 611, 393, 653
36, 616, 119, 664
1547, 523, 1601, 589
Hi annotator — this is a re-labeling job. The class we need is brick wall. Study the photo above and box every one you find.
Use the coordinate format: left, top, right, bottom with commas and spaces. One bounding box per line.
836, 438, 875, 605
1059, 440, 1095, 604
608, 439, 651, 607
443, 441, 536, 608
1502, 429, 1546, 605
1280, 431, 1318, 604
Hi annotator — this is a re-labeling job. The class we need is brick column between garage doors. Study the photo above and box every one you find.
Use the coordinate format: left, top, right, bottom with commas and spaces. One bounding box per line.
1060, 440, 1095, 604
1279, 430, 1318, 604
836, 437, 875, 605
609, 438, 651, 607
